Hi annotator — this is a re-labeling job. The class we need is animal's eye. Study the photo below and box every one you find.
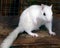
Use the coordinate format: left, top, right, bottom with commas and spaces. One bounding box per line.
43, 13, 46, 16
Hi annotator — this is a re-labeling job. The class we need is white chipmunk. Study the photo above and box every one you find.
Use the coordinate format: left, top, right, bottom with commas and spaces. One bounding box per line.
1, 4, 56, 48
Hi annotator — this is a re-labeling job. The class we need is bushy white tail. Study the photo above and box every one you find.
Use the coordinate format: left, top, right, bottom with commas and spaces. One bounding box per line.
1, 27, 22, 48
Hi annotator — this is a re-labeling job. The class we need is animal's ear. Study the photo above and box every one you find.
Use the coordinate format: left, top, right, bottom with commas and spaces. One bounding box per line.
50, 5, 53, 9
41, 4, 45, 10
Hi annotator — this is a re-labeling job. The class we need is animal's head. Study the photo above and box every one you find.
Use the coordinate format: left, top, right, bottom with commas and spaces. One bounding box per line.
41, 4, 53, 21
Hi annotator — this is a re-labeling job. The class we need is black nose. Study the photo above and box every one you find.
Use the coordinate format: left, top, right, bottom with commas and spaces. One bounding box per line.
43, 13, 46, 16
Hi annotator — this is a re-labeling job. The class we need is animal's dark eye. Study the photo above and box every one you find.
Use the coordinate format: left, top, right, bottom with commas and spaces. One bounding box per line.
43, 13, 46, 16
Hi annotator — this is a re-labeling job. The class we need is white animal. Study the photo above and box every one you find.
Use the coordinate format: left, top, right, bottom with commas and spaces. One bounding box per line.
1, 4, 56, 48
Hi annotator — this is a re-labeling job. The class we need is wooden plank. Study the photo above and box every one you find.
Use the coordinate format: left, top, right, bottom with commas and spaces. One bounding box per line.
0, 31, 60, 48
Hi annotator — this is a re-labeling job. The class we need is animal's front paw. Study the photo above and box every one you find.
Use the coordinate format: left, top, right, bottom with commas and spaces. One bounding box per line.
49, 32, 56, 36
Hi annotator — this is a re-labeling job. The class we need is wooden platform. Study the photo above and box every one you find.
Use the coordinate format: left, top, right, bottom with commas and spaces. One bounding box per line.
0, 27, 60, 48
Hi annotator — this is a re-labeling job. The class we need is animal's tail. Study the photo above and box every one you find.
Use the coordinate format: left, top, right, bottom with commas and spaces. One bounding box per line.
1, 26, 22, 48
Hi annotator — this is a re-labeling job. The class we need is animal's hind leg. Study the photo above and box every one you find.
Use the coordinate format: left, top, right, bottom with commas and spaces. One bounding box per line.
25, 30, 39, 37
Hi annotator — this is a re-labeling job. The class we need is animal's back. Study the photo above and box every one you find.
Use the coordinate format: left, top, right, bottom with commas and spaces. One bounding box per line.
19, 5, 44, 30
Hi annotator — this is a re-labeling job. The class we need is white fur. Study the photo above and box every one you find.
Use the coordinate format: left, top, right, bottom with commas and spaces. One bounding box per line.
1, 4, 56, 48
